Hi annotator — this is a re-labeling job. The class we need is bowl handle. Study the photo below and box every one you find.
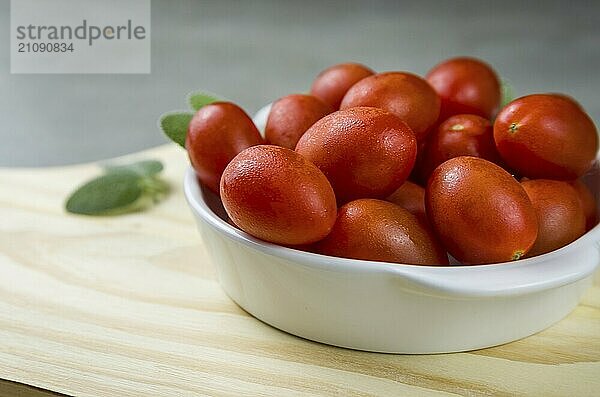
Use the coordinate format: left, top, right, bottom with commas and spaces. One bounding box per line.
386, 235, 600, 299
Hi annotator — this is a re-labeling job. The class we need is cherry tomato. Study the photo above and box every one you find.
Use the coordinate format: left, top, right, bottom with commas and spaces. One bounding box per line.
426, 57, 501, 120
386, 181, 426, 221
310, 62, 374, 109
426, 156, 538, 264
421, 114, 502, 180
340, 72, 440, 141
186, 102, 263, 193
570, 180, 598, 231
316, 199, 448, 265
296, 107, 417, 203
220, 145, 337, 245
494, 94, 598, 180
522, 179, 586, 256
265, 94, 332, 150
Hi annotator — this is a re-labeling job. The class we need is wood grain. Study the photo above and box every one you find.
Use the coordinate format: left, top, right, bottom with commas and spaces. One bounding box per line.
0, 145, 598, 397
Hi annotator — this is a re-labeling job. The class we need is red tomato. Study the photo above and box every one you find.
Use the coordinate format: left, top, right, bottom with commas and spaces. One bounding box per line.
296, 107, 417, 203
426, 57, 501, 120
408, 139, 429, 185
316, 199, 449, 265
340, 72, 441, 141
522, 180, 586, 256
386, 181, 426, 221
220, 145, 337, 245
494, 94, 598, 180
310, 63, 374, 109
265, 94, 332, 150
420, 114, 502, 180
186, 102, 263, 193
570, 180, 598, 231
426, 156, 538, 264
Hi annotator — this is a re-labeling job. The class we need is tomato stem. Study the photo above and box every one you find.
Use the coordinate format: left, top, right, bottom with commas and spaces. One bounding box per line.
512, 250, 524, 260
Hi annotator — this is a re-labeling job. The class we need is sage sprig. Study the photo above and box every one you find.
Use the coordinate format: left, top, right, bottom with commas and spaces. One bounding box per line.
501, 80, 515, 108
188, 91, 220, 111
65, 160, 169, 216
159, 92, 222, 148
159, 112, 193, 148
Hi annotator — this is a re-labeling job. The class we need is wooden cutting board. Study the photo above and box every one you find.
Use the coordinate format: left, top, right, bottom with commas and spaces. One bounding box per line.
0, 145, 598, 397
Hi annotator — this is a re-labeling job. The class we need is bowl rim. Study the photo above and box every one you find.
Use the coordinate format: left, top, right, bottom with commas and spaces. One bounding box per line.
184, 167, 600, 297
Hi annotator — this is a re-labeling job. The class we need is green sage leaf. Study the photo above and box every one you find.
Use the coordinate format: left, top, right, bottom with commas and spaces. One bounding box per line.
65, 171, 144, 215
501, 80, 514, 108
188, 91, 220, 111
159, 112, 193, 148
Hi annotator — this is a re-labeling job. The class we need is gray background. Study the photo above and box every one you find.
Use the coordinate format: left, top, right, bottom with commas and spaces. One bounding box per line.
1, 0, 598, 167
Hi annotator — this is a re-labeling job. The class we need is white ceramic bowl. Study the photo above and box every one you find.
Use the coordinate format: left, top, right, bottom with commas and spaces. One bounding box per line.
184, 161, 600, 353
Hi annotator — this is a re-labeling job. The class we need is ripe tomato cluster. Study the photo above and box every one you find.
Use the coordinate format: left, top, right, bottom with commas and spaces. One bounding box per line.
186, 57, 599, 266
